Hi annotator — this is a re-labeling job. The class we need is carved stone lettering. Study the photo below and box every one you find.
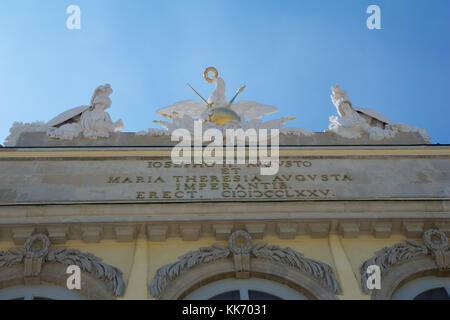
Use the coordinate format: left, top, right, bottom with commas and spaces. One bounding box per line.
0, 157, 448, 203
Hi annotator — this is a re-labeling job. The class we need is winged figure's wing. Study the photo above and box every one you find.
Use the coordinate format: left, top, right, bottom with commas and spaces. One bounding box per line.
230, 101, 278, 120
47, 105, 91, 127
156, 100, 206, 118
354, 107, 392, 125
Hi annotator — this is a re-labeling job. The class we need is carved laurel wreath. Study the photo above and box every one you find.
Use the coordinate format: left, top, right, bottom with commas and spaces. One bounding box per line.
0, 234, 125, 297
149, 230, 342, 298
360, 229, 450, 293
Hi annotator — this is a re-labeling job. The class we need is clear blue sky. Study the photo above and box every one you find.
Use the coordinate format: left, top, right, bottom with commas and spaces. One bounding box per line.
0, 0, 449, 144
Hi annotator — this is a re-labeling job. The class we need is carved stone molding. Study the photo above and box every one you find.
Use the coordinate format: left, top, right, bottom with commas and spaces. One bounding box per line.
0, 233, 126, 297
229, 230, 252, 278
0, 200, 448, 243
149, 230, 342, 299
361, 229, 450, 294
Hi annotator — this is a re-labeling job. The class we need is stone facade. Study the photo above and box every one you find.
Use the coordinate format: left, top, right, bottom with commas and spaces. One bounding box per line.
0, 80, 448, 299
0, 132, 448, 300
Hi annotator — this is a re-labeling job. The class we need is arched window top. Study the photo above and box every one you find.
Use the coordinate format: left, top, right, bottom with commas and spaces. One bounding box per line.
0, 285, 86, 300
361, 229, 450, 300
0, 234, 126, 299
185, 278, 308, 300
150, 230, 341, 300
393, 276, 450, 300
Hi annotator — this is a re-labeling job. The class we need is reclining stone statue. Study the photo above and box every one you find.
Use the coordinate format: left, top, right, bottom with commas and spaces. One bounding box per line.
46, 84, 124, 140
327, 85, 429, 142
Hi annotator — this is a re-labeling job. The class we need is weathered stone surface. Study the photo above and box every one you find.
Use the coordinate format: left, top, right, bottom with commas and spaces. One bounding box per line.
308, 223, 331, 238
213, 224, 233, 240
180, 225, 201, 241
12, 228, 34, 245
0, 153, 448, 203
339, 222, 360, 238
47, 226, 69, 244
372, 223, 392, 238
147, 225, 168, 242
81, 227, 102, 243
114, 226, 136, 242
402, 222, 424, 238
277, 223, 298, 239
245, 223, 266, 239
13, 131, 428, 147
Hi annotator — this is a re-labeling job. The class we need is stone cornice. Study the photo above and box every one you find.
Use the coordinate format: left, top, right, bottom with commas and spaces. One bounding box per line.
0, 201, 448, 243
1, 145, 450, 160
0, 201, 447, 243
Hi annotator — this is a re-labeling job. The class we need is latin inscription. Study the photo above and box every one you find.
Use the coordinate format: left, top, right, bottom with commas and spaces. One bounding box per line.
1, 156, 447, 203
106, 160, 353, 201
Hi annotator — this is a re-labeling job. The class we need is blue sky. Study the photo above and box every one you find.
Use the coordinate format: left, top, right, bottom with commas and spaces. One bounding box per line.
0, 0, 449, 144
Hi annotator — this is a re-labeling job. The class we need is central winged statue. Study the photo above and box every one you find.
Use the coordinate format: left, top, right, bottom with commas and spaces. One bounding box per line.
154, 67, 282, 128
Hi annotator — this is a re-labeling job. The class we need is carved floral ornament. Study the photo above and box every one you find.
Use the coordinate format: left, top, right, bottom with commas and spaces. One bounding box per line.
0, 234, 125, 297
149, 230, 342, 298
361, 229, 450, 293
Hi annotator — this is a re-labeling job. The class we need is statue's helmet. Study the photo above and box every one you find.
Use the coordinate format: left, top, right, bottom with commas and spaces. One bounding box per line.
90, 84, 113, 108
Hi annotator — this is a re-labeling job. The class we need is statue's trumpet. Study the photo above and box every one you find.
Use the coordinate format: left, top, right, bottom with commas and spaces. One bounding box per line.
187, 83, 210, 107
228, 85, 246, 106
